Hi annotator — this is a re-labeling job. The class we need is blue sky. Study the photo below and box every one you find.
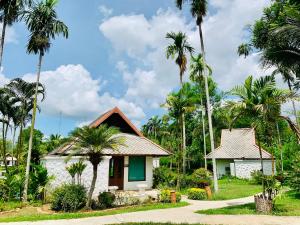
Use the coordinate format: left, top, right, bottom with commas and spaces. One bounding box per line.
0, 0, 272, 137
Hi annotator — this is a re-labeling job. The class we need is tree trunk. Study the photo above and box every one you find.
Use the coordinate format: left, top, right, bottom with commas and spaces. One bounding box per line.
2, 121, 8, 173
201, 98, 207, 170
257, 138, 265, 197
23, 53, 43, 202
87, 163, 98, 208
0, 20, 7, 69
276, 123, 283, 172
16, 123, 23, 167
287, 79, 298, 126
12, 126, 17, 166
182, 112, 187, 175
198, 24, 218, 192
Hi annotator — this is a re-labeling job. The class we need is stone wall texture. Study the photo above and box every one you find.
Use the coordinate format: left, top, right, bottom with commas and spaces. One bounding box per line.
234, 159, 274, 178
42, 156, 110, 197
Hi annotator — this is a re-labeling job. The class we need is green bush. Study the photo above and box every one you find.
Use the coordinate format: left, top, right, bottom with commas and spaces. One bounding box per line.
98, 192, 116, 209
289, 155, 300, 193
187, 188, 207, 200
51, 184, 86, 212
0, 179, 9, 201
251, 170, 263, 184
192, 168, 212, 188
159, 189, 181, 203
153, 167, 177, 188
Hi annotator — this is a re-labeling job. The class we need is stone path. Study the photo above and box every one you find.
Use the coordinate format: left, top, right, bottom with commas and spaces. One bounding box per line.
4, 196, 300, 225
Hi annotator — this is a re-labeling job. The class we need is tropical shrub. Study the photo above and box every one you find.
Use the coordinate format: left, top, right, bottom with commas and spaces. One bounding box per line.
159, 189, 181, 203
192, 168, 212, 188
251, 170, 263, 185
288, 155, 300, 193
0, 179, 9, 201
98, 192, 116, 208
187, 188, 207, 200
153, 167, 177, 188
51, 184, 87, 212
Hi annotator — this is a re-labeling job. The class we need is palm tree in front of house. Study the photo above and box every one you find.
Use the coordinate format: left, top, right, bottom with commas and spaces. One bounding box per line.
166, 31, 194, 175
175, 0, 219, 191
22, 0, 68, 202
70, 125, 125, 208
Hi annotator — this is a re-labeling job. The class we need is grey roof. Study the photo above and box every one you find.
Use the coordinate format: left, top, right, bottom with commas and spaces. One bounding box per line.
206, 128, 272, 159
49, 133, 170, 156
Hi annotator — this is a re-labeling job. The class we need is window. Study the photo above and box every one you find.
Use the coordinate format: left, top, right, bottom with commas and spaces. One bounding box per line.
128, 156, 146, 181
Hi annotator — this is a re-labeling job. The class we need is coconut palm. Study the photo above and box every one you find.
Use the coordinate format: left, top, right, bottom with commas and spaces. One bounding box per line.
163, 82, 197, 182
22, 0, 68, 202
6, 78, 45, 164
0, 0, 30, 68
166, 31, 193, 175
175, 0, 218, 191
190, 54, 212, 169
228, 75, 298, 179
70, 125, 124, 208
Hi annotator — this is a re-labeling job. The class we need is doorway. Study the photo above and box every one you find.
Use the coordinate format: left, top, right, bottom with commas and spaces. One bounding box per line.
108, 156, 124, 190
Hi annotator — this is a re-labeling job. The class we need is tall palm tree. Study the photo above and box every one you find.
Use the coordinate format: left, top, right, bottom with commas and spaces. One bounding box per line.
0, 0, 30, 68
166, 31, 194, 175
190, 54, 212, 169
175, 0, 218, 191
163, 82, 197, 183
228, 75, 298, 178
22, 0, 68, 202
272, 66, 298, 125
143, 116, 162, 140
6, 78, 45, 164
70, 125, 124, 208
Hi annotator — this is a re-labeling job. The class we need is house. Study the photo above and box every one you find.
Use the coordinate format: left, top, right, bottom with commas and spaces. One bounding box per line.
0, 155, 17, 178
206, 128, 274, 179
43, 107, 170, 195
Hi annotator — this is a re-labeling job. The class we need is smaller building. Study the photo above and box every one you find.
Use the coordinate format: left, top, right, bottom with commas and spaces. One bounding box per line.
206, 128, 274, 179
0, 155, 17, 178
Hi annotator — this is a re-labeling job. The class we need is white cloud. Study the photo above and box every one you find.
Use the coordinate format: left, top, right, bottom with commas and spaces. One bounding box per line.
0, 23, 18, 44
22, 64, 145, 122
0, 73, 9, 86
99, 5, 113, 19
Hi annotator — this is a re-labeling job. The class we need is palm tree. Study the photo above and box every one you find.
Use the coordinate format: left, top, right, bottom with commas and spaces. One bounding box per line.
75, 159, 86, 185
166, 31, 194, 175
0, 0, 30, 68
228, 75, 298, 178
190, 54, 212, 169
6, 78, 45, 165
66, 163, 77, 184
163, 82, 197, 183
70, 125, 124, 208
175, 0, 218, 191
272, 66, 299, 125
22, 0, 68, 202
143, 116, 162, 140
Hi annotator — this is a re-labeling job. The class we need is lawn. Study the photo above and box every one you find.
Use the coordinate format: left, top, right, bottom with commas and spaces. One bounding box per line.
197, 191, 300, 216
211, 178, 262, 200
0, 202, 189, 223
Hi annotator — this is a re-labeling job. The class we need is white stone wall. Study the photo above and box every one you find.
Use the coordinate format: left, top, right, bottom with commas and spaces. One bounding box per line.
42, 156, 111, 197
234, 159, 274, 179
216, 160, 232, 178
123, 156, 153, 190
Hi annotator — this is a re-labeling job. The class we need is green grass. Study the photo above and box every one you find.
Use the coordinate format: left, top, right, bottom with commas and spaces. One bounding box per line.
0, 202, 189, 223
197, 191, 300, 216
211, 178, 261, 200
110, 223, 204, 225
0, 201, 42, 212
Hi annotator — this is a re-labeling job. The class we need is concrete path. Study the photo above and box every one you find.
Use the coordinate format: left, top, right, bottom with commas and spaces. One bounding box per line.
4, 196, 300, 225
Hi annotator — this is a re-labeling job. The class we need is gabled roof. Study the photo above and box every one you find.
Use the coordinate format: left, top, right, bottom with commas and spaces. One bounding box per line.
206, 128, 272, 159
48, 107, 170, 157
89, 107, 143, 137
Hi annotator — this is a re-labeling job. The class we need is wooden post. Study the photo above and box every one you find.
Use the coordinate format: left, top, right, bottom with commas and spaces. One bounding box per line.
170, 190, 176, 203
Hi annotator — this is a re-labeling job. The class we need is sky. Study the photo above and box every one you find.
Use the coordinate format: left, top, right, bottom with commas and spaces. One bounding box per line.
0, 0, 275, 137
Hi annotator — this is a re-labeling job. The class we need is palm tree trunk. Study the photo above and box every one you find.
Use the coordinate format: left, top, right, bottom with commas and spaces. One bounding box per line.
16, 122, 23, 167
182, 112, 187, 175
87, 163, 98, 208
276, 123, 283, 172
257, 138, 265, 198
201, 98, 207, 170
23, 53, 43, 202
0, 20, 7, 69
198, 24, 218, 192
2, 121, 8, 173
287, 79, 298, 126
12, 125, 17, 166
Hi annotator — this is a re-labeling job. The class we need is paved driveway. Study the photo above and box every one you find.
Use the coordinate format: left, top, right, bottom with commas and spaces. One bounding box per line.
4, 196, 300, 225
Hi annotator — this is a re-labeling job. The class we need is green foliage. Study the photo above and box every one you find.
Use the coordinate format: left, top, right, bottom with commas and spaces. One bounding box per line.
187, 188, 207, 200
153, 167, 177, 188
251, 170, 263, 185
97, 192, 116, 209
159, 189, 181, 203
192, 168, 212, 188
0, 179, 9, 201
288, 155, 300, 193
51, 184, 87, 212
